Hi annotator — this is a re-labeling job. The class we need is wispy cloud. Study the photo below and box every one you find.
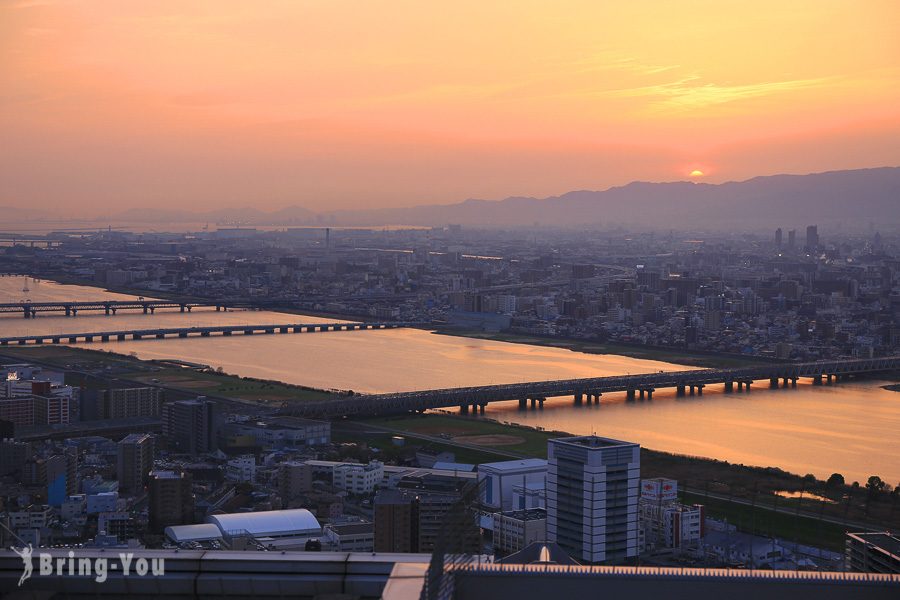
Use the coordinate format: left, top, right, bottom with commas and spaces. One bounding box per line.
603, 75, 835, 109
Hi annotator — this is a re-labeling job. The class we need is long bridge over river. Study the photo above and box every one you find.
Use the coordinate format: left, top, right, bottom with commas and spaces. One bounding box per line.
284, 356, 900, 418
0, 299, 257, 318
0, 321, 421, 345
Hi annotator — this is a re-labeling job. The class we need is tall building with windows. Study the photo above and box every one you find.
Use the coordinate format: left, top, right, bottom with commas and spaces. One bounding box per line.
547, 435, 640, 565
148, 470, 194, 532
806, 224, 819, 251
162, 397, 217, 455
117, 433, 155, 494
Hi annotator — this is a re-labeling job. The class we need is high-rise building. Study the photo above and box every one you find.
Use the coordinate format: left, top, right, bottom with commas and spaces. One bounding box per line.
161, 397, 217, 455
148, 470, 194, 532
775, 228, 783, 248
806, 224, 819, 251
106, 387, 164, 419
279, 461, 313, 506
547, 435, 640, 565
117, 433, 155, 494
374, 489, 419, 553
787, 229, 796, 249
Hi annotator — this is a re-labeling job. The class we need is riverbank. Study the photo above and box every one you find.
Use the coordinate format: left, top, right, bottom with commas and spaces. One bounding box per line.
0, 345, 339, 406
357, 413, 899, 549
432, 327, 765, 369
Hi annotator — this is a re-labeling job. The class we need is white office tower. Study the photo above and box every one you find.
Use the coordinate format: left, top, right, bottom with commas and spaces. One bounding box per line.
547, 436, 640, 564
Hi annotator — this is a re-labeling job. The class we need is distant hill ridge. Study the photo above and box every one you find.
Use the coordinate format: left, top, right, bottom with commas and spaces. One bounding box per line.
96, 166, 900, 228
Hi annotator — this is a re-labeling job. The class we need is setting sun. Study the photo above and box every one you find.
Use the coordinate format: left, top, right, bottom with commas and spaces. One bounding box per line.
689, 170, 705, 177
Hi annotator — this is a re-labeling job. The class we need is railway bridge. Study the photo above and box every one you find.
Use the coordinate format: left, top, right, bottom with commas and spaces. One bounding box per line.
284, 356, 900, 418
0, 321, 422, 346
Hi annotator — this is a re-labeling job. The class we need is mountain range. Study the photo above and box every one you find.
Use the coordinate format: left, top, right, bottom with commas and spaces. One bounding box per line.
11, 167, 899, 230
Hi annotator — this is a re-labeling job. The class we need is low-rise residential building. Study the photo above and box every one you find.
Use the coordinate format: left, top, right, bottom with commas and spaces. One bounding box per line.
323, 522, 375, 552
334, 461, 384, 494
492, 508, 547, 556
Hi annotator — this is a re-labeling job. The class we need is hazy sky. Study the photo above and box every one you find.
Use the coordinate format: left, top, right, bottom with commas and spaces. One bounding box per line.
2, 1, 899, 215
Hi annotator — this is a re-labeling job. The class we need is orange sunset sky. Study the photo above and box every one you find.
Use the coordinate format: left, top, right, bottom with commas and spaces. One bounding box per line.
1, 1, 899, 214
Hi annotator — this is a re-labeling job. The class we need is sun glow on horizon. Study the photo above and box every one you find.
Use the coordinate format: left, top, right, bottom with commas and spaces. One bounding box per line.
689, 169, 705, 178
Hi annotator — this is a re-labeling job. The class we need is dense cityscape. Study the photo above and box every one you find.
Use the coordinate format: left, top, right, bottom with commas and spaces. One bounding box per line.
0, 223, 898, 597
5, 223, 900, 360
2, 0, 899, 597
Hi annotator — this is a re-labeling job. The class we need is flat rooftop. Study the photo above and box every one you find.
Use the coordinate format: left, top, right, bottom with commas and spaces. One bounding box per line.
551, 435, 638, 449
848, 532, 900, 559
497, 508, 547, 521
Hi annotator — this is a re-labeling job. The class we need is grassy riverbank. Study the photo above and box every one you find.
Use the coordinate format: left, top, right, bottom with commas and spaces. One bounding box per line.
0, 345, 335, 405
360, 412, 899, 550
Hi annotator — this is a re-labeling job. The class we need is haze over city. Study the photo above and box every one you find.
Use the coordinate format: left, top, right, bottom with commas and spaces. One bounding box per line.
2, 1, 899, 215
1, 2, 900, 598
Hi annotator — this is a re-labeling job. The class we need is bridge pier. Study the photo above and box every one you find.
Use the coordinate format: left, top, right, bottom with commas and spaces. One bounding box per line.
65, 307, 71, 317
741, 381, 750, 392
459, 403, 469, 414
723, 381, 733, 394
519, 398, 527, 409
23, 307, 30, 318
593, 393, 601, 404
770, 377, 778, 389
478, 403, 486, 415
52, 338, 60, 344
626, 388, 636, 401
792, 378, 797, 387
156, 333, 165, 339
639, 389, 645, 400
782, 377, 790, 388
179, 332, 188, 338
101, 335, 109, 342
117, 334, 126, 341
826, 374, 833, 385
813, 375, 822, 385
677, 385, 686, 397
574, 392, 583, 405
696, 384, 704, 396
223, 330, 232, 336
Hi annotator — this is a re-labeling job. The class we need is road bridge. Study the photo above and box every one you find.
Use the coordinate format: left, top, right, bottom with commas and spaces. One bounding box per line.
0, 299, 260, 318
0, 321, 421, 346
283, 356, 900, 418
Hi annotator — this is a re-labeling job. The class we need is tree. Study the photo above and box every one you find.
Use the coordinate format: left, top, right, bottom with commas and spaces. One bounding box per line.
826, 473, 845, 488
866, 475, 886, 494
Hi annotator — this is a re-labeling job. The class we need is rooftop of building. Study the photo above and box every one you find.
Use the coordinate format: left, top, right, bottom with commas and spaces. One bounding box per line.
150, 470, 182, 480
496, 508, 547, 522
206, 508, 321, 538
374, 489, 414, 506
847, 531, 900, 559
327, 522, 375, 535
478, 458, 547, 472
550, 435, 638, 449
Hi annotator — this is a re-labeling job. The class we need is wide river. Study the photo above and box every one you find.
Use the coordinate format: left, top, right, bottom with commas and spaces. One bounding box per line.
2, 276, 898, 485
